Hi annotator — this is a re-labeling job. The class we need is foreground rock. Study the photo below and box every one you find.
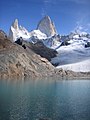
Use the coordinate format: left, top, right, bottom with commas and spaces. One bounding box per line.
0, 31, 55, 79
55, 69, 90, 79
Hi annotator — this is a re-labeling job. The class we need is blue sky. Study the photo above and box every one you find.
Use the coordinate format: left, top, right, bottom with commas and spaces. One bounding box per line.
0, 0, 90, 35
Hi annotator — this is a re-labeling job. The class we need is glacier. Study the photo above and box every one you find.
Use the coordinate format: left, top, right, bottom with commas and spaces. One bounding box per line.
51, 32, 90, 72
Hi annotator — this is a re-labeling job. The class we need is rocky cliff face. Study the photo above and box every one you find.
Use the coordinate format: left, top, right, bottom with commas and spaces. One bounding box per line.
0, 31, 55, 79
12, 19, 19, 30
15, 38, 58, 61
37, 16, 57, 37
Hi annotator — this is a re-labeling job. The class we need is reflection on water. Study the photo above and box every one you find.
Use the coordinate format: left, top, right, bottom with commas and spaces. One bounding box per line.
0, 79, 90, 120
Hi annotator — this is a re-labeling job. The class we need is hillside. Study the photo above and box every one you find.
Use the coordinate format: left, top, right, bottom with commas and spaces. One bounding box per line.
0, 31, 55, 79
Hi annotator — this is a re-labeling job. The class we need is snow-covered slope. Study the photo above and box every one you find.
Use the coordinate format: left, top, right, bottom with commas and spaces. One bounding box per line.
9, 19, 48, 42
43, 34, 61, 49
9, 19, 30, 41
8, 18, 61, 48
51, 31, 90, 72
29, 30, 47, 40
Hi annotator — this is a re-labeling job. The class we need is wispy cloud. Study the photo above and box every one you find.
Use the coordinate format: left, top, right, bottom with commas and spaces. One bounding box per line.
41, 0, 52, 17
66, 0, 89, 4
73, 20, 90, 33
41, 8, 47, 17
49, 0, 90, 5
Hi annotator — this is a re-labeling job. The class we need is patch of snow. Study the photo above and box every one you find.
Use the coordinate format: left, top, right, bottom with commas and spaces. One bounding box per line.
29, 30, 47, 40
57, 59, 90, 72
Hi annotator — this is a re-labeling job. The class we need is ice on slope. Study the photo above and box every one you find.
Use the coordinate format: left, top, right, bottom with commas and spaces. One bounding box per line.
9, 26, 47, 41
57, 59, 90, 72
9, 25, 30, 41
9, 19, 48, 42
29, 30, 47, 40
51, 35, 90, 72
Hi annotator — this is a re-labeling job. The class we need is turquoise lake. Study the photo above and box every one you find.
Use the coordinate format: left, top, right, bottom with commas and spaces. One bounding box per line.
0, 79, 90, 120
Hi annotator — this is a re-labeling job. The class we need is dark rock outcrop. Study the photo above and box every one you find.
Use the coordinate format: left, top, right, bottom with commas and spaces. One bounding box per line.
15, 38, 58, 61
60, 40, 70, 46
30, 41, 57, 61
85, 42, 90, 48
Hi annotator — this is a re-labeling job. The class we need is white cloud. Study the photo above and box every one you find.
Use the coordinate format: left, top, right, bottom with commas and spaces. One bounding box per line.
67, 0, 89, 4
53, 0, 90, 5
44, 0, 51, 3
41, 0, 52, 17
73, 20, 90, 33
41, 8, 47, 17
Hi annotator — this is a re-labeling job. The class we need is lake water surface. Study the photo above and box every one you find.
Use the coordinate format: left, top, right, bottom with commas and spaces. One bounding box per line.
0, 79, 90, 120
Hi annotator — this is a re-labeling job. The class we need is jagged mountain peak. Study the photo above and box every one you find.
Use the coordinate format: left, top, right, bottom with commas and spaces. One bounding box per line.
12, 19, 19, 30
42, 15, 51, 21
8, 17, 59, 47
37, 15, 57, 37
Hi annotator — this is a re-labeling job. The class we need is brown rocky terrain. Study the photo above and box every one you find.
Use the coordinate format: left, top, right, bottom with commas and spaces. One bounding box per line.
0, 31, 55, 79
0, 30, 90, 80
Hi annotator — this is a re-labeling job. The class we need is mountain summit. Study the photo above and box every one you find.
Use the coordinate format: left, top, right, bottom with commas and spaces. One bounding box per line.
37, 16, 57, 37
9, 16, 58, 42
9, 19, 30, 41
12, 19, 19, 30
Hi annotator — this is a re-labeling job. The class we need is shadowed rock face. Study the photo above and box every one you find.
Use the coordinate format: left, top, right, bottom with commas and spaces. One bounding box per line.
0, 31, 55, 79
15, 38, 58, 61
37, 16, 57, 37
29, 41, 58, 61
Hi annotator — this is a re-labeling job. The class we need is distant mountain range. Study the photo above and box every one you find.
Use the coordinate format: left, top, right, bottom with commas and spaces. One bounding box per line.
0, 16, 90, 79
8, 16, 90, 73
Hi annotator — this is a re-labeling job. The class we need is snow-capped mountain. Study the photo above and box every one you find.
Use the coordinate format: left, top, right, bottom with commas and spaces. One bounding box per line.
51, 30, 90, 72
8, 16, 90, 72
9, 19, 47, 42
29, 30, 47, 40
8, 16, 60, 48
37, 16, 57, 37
9, 19, 30, 41
43, 34, 61, 48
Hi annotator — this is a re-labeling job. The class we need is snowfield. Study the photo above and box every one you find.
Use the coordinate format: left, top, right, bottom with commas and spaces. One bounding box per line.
51, 37, 90, 72
57, 59, 90, 72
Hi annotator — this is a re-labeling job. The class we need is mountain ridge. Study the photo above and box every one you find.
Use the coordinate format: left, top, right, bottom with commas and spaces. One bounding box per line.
0, 30, 90, 79
5, 16, 90, 73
